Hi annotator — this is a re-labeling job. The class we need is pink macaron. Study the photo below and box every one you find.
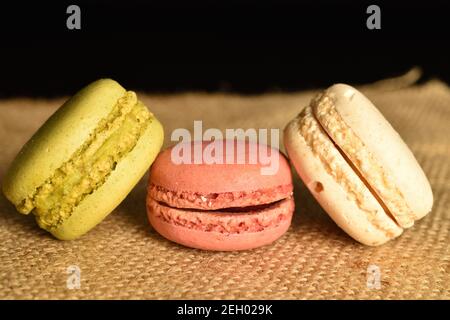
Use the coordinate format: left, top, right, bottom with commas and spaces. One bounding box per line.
146, 139, 294, 251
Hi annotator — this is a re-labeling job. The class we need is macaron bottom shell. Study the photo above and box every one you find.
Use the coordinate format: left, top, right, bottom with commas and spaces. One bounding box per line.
147, 196, 294, 251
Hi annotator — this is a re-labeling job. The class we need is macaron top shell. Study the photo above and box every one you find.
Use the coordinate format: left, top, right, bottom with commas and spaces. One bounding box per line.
2, 79, 127, 208
312, 84, 433, 228
150, 140, 292, 194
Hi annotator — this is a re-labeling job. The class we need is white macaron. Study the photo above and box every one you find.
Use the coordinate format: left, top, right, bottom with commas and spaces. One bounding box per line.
284, 84, 433, 246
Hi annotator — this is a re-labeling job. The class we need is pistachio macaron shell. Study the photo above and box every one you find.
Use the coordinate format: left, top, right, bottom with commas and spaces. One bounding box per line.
51, 117, 163, 240
312, 84, 433, 228
2, 79, 127, 208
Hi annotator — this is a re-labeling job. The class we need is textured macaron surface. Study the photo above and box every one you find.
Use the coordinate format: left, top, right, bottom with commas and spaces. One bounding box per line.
2, 79, 163, 237
147, 139, 294, 250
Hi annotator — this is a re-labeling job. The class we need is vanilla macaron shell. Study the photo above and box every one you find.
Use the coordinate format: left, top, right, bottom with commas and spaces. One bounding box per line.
284, 84, 433, 246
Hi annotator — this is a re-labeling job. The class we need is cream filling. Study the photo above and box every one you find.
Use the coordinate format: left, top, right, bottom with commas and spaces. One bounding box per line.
312, 93, 414, 228
297, 106, 400, 237
17, 91, 151, 230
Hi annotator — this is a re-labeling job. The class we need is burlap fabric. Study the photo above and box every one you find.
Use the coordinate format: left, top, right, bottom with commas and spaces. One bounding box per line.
0, 70, 449, 299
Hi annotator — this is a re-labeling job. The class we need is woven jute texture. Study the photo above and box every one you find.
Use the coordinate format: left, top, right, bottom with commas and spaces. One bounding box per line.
0, 70, 449, 299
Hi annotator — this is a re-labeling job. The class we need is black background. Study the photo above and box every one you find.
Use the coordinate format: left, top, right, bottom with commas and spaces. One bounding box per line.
0, 0, 449, 97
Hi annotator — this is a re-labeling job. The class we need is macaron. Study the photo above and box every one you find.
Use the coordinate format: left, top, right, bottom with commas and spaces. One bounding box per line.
2, 79, 164, 240
146, 139, 294, 251
284, 84, 433, 246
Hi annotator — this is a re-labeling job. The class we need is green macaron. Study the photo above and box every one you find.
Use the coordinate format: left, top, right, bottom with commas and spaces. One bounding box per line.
2, 79, 164, 240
